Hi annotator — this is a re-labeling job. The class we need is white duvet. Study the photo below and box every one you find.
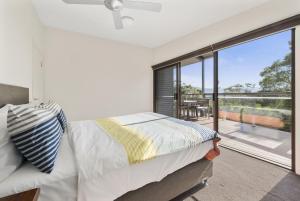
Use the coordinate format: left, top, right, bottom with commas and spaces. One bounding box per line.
69, 112, 216, 201
69, 120, 128, 179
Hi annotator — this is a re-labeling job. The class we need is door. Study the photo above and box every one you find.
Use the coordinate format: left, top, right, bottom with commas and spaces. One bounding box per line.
32, 46, 44, 102
217, 30, 293, 168
179, 56, 216, 130
154, 64, 178, 117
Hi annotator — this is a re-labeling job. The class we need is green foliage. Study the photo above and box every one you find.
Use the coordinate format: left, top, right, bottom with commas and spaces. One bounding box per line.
225, 41, 291, 93
240, 107, 244, 123
220, 40, 292, 131
259, 41, 292, 92
259, 61, 291, 92
224, 84, 244, 93
224, 83, 256, 93
181, 83, 202, 95
220, 105, 291, 118
219, 105, 291, 131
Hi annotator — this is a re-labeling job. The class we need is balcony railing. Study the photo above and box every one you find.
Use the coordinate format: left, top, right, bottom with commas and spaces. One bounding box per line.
180, 92, 292, 131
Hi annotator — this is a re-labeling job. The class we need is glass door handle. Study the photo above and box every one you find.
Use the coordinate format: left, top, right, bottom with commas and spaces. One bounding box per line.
174, 93, 178, 100
212, 93, 217, 101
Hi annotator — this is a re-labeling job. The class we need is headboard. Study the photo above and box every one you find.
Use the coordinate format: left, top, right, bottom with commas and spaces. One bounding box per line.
0, 83, 29, 108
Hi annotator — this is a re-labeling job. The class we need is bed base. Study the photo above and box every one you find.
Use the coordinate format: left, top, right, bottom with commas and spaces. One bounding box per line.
116, 159, 213, 201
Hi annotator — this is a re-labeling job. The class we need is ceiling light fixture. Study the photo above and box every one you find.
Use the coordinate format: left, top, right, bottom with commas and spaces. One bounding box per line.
122, 16, 134, 27
104, 0, 124, 11
62, 0, 162, 30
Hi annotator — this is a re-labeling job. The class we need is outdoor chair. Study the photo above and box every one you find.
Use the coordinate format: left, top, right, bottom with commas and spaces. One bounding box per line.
196, 99, 210, 119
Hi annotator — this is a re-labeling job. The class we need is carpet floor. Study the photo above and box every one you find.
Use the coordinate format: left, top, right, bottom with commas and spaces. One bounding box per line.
184, 148, 300, 201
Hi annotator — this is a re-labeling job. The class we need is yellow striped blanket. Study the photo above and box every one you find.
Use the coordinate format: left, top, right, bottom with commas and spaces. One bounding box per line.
96, 112, 218, 164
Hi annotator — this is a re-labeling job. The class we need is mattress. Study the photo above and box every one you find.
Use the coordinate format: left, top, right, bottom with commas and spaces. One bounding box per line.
0, 129, 213, 201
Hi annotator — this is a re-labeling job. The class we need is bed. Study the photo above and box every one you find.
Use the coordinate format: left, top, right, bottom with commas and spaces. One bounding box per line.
0, 84, 219, 201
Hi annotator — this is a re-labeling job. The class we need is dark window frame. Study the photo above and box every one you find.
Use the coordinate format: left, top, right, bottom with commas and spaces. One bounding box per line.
152, 14, 300, 70
152, 14, 298, 172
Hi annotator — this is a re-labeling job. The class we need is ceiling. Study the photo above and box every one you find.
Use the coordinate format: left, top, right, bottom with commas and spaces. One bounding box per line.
32, 0, 273, 48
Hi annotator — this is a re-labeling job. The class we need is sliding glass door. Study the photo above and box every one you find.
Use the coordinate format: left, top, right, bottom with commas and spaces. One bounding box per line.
153, 25, 295, 169
154, 64, 178, 117
218, 30, 293, 168
180, 57, 203, 120
179, 56, 215, 129
203, 57, 215, 129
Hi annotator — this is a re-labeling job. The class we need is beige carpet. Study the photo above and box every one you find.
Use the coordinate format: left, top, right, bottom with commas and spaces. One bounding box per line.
184, 148, 300, 201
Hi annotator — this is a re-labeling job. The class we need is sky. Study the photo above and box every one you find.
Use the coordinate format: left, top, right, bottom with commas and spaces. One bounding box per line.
180, 30, 292, 92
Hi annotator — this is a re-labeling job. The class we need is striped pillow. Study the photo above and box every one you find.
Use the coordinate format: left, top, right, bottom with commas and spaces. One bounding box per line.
7, 105, 63, 173
38, 102, 68, 133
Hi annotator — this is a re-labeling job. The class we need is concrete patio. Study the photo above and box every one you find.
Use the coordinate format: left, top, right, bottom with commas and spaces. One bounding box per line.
195, 117, 291, 168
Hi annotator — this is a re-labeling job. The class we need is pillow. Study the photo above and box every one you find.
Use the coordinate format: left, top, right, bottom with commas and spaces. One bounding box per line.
7, 105, 63, 173
0, 105, 23, 182
38, 102, 68, 133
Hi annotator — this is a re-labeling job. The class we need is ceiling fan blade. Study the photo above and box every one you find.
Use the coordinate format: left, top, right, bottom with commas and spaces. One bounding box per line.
123, 0, 162, 12
62, 0, 105, 5
112, 10, 124, 29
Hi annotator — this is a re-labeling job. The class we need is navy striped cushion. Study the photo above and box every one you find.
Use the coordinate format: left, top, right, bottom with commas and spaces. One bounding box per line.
7, 105, 63, 173
38, 102, 68, 132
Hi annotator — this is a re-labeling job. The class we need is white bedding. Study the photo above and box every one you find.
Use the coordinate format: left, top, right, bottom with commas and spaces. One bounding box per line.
78, 139, 213, 201
70, 119, 213, 201
0, 134, 78, 201
0, 117, 214, 201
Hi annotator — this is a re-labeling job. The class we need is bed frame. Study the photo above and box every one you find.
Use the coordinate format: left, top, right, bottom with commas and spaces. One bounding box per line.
117, 159, 212, 201
0, 83, 29, 108
0, 83, 213, 201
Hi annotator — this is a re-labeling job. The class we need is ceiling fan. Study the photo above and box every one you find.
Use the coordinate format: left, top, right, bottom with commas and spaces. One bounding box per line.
62, 0, 162, 29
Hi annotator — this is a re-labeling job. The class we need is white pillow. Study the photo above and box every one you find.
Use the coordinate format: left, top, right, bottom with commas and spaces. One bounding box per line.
0, 105, 23, 182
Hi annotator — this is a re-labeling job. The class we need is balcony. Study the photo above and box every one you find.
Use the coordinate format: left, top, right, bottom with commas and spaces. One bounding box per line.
180, 92, 292, 168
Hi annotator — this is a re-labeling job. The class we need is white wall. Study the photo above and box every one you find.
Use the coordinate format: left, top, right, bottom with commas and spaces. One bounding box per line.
295, 26, 300, 175
153, 0, 300, 64
0, 0, 45, 100
44, 28, 153, 120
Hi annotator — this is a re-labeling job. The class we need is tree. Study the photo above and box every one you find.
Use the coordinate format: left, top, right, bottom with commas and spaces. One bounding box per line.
244, 83, 256, 93
259, 42, 292, 92
224, 84, 244, 93
181, 83, 202, 95
224, 83, 255, 93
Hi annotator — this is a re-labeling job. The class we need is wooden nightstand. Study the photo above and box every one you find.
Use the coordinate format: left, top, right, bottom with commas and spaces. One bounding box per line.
0, 189, 40, 201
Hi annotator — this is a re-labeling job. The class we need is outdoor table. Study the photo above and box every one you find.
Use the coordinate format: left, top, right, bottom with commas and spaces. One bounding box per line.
183, 100, 197, 119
